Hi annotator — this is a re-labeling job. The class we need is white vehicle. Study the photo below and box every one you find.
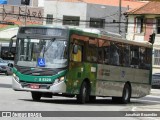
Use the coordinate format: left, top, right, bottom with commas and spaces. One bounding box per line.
0, 58, 12, 75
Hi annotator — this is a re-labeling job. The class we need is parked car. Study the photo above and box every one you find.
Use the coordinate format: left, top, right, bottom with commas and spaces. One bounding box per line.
0, 58, 13, 75
152, 73, 160, 89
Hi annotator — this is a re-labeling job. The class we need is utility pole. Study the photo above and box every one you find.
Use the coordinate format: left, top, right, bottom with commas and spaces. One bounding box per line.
2, 5, 4, 20
21, 0, 30, 26
119, 0, 122, 34
24, 5, 27, 26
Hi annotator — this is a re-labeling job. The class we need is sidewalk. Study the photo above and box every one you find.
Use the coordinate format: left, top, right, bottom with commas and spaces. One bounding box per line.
150, 89, 160, 96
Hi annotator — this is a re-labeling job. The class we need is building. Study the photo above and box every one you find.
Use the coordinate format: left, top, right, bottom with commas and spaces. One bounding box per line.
0, 4, 43, 29
0, 0, 44, 29
44, 0, 147, 37
0, 0, 43, 56
125, 1, 160, 74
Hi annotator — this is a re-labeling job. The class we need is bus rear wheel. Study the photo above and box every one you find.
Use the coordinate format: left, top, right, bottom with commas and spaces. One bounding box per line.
31, 92, 42, 101
112, 83, 131, 104
121, 83, 131, 104
77, 82, 89, 104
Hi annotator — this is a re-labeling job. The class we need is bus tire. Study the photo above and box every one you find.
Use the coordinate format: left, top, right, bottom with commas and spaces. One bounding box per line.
121, 83, 131, 104
77, 82, 89, 104
31, 92, 42, 101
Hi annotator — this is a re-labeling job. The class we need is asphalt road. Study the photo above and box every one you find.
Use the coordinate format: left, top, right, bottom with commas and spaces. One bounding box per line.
0, 74, 160, 120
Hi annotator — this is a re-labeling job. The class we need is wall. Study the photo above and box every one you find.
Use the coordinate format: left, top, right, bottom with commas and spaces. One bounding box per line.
44, 1, 87, 27
0, 5, 44, 26
126, 15, 135, 40
44, 1, 128, 37
86, 4, 127, 37
126, 14, 160, 42
126, 15, 145, 42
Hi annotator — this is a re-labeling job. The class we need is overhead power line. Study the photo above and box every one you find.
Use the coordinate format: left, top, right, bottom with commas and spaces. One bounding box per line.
0, 12, 159, 26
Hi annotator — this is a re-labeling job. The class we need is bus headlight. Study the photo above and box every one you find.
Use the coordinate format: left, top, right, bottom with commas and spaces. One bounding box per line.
53, 76, 65, 84
13, 73, 19, 82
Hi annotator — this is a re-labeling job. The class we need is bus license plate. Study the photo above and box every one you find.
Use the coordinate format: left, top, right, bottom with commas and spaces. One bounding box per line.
30, 84, 40, 89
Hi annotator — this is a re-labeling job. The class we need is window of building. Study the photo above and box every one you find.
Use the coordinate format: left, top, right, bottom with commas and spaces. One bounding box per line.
136, 17, 144, 33
156, 18, 160, 34
90, 18, 105, 28
63, 16, 80, 26
46, 14, 53, 24
154, 49, 160, 66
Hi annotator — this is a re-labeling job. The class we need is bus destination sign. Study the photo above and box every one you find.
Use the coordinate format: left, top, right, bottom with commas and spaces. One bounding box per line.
19, 27, 67, 37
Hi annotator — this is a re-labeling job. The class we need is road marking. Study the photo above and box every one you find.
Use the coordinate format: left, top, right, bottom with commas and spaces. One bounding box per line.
131, 107, 137, 111
132, 98, 160, 104
149, 118, 160, 120
146, 95, 160, 98
131, 96, 160, 120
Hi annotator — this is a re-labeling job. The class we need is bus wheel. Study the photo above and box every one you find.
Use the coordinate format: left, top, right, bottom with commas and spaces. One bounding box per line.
77, 82, 89, 104
31, 92, 42, 101
121, 83, 131, 104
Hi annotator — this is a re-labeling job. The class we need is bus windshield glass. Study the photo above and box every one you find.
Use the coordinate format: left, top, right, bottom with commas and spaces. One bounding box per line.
16, 38, 68, 68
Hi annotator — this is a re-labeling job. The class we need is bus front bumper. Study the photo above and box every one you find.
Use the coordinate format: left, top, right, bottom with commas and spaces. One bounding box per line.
12, 77, 66, 93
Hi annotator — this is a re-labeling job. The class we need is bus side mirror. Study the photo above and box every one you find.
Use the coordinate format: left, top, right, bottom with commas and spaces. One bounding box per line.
9, 35, 16, 52
8, 63, 13, 68
73, 45, 78, 54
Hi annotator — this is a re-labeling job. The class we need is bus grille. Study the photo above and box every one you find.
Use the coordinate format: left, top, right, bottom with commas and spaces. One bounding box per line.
15, 65, 63, 76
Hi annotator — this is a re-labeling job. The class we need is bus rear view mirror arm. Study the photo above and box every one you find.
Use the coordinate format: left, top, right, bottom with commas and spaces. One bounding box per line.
9, 35, 17, 52
73, 45, 78, 54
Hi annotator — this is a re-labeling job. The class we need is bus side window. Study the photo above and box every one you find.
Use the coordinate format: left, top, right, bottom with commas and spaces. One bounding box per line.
104, 47, 110, 64
103, 40, 110, 64
140, 47, 151, 69
123, 44, 130, 67
130, 46, 139, 68
110, 42, 119, 66
87, 39, 98, 62
98, 48, 103, 63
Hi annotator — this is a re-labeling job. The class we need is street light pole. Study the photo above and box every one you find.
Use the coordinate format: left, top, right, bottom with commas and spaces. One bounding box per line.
24, 5, 27, 26
119, 0, 122, 34
21, 0, 30, 26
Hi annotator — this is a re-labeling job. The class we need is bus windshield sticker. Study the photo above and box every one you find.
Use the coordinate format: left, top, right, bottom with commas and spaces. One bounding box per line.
37, 58, 46, 67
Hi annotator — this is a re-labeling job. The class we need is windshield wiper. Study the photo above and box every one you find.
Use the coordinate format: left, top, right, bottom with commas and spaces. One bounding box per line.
42, 38, 56, 57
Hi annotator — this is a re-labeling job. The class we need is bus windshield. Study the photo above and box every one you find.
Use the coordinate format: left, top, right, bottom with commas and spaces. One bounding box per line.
16, 38, 68, 68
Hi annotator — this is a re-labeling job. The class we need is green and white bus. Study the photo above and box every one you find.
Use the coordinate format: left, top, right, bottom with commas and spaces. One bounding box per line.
11, 25, 152, 104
